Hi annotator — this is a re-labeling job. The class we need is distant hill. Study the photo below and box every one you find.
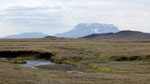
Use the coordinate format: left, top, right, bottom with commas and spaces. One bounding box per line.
55, 23, 120, 38
44, 36, 57, 38
3, 32, 49, 38
82, 30, 150, 40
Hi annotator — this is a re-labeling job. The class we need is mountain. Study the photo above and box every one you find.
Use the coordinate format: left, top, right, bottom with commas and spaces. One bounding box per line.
55, 23, 120, 38
3, 32, 49, 38
82, 30, 150, 40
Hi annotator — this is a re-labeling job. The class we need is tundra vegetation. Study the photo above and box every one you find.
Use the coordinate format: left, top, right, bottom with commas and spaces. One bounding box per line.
0, 38, 150, 84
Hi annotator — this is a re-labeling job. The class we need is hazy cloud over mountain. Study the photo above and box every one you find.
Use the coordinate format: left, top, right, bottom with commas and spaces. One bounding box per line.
0, 0, 150, 37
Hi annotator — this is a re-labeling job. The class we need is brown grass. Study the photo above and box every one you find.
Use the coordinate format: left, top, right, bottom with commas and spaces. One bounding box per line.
0, 38, 150, 84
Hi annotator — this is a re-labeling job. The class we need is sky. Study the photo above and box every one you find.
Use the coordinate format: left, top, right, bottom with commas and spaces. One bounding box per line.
0, 0, 150, 37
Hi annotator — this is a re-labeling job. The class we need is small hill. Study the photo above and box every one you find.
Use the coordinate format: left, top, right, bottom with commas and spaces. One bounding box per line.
3, 32, 48, 38
82, 30, 150, 40
44, 36, 57, 38
55, 23, 120, 38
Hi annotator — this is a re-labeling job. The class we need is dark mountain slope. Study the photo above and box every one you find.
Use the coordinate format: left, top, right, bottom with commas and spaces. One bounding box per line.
82, 30, 150, 40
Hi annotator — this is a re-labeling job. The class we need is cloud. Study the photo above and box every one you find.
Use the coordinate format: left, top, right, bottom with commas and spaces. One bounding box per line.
0, 22, 20, 37
0, 3, 70, 36
0, 0, 150, 37
0, 5, 65, 25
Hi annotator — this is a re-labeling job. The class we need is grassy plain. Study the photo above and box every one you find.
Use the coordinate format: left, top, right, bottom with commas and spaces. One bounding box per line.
0, 38, 150, 84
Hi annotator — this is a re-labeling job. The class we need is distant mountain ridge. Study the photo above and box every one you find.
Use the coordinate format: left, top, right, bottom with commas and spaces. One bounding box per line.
3, 32, 48, 38
82, 30, 150, 40
55, 23, 120, 38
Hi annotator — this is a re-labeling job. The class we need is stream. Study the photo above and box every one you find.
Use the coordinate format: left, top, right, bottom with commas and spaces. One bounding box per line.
18, 60, 81, 72
18, 60, 54, 68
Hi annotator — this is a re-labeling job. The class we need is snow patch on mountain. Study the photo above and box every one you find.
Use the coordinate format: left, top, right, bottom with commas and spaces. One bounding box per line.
55, 23, 120, 38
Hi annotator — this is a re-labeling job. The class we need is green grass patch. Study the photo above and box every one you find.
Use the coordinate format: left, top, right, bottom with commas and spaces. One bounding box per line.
88, 64, 128, 72
0, 58, 27, 64
61, 60, 80, 66
16, 56, 37, 60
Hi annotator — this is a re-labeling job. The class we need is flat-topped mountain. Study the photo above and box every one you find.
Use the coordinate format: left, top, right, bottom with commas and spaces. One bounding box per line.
3, 32, 48, 38
55, 23, 120, 38
82, 30, 150, 40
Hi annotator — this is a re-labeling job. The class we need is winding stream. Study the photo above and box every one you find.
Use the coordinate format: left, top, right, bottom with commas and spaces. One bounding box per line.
18, 60, 54, 68
18, 60, 81, 72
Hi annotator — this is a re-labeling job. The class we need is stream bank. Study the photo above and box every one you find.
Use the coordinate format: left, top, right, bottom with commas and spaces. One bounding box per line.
0, 50, 80, 72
